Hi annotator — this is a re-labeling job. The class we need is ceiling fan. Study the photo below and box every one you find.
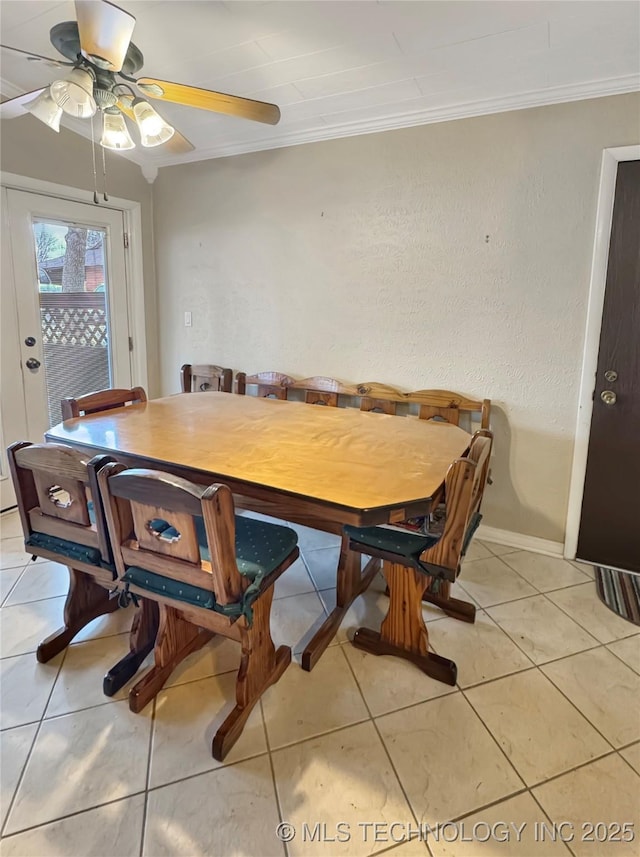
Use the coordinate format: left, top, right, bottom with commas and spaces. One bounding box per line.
0, 0, 281, 156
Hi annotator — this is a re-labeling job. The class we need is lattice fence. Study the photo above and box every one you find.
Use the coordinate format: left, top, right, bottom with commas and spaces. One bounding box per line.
38, 293, 111, 427
39, 293, 108, 347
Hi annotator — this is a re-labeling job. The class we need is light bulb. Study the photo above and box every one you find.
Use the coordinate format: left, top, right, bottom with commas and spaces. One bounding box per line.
132, 98, 174, 147
50, 68, 97, 118
101, 110, 135, 150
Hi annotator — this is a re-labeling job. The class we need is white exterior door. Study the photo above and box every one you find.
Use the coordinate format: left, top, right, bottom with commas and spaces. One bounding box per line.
1, 188, 132, 510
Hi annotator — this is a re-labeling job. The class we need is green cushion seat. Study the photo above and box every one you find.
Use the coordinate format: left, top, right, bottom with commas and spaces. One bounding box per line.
345, 510, 483, 582
344, 524, 439, 561
121, 514, 298, 623
26, 531, 115, 577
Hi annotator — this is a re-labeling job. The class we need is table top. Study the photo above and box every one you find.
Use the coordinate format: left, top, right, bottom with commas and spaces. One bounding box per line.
46, 393, 471, 514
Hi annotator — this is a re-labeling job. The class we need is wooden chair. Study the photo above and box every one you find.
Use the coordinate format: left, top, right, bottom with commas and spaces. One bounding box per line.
6, 442, 156, 694
61, 386, 147, 420
235, 371, 294, 399
181, 364, 232, 394
343, 430, 493, 686
288, 376, 352, 406
410, 389, 491, 430
354, 382, 410, 415
98, 465, 300, 760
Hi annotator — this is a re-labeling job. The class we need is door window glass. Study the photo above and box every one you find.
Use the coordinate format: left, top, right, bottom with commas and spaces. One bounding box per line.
32, 221, 112, 427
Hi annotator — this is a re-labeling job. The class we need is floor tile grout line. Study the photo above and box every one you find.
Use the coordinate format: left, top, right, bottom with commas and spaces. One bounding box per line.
537, 662, 628, 753
526, 746, 619, 792
456, 685, 529, 790
604, 641, 640, 676
463, 659, 620, 777
0, 791, 147, 842
617, 748, 640, 776
497, 551, 592, 590
259, 699, 289, 857
467, 550, 594, 602
482, 599, 604, 668
0, 566, 31, 608
339, 640, 424, 836
447, 785, 531, 825
543, 585, 638, 645
268, 711, 374, 755
2, 589, 77, 609
540, 589, 601, 643
616, 738, 640, 752
0, 642, 69, 838
527, 788, 579, 857
144, 747, 272, 795
428, 607, 541, 673
138, 696, 157, 857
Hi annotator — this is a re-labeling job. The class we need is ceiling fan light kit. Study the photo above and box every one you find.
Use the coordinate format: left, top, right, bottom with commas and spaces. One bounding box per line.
131, 98, 174, 147
1, 0, 281, 197
101, 107, 134, 149
50, 67, 97, 118
24, 89, 62, 132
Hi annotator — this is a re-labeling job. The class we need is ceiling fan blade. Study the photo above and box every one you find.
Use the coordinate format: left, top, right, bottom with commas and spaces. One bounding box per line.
75, 0, 135, 72
163, 129, 196, 154
1, 89, 46, 119
136, 78, 281, 126
0, 44, 70, 68
117, 97, 195, 153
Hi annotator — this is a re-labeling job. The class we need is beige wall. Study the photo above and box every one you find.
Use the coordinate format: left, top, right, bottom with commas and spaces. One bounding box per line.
152, 93, 639, 543
0, 114, 160, 396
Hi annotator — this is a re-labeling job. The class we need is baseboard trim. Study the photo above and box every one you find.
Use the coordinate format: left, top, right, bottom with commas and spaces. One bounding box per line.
477, 525, 564, 558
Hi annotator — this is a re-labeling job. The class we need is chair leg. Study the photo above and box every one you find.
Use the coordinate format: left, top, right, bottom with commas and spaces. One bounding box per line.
422, 579, 476, 624
103, 599, 159, 697
213, 588, 291, 761
128, 605, 213, 713
37, 568, 119, 663
353, 561, 457, 686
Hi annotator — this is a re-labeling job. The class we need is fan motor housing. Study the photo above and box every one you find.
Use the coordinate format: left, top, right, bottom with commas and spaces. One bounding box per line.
49, 21, 144, 75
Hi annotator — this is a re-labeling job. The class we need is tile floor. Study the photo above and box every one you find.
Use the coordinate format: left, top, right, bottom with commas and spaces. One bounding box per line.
1, 509, 639, 857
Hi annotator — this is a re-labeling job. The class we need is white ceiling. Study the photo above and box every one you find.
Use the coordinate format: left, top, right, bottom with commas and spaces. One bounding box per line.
1, 0, 639, 173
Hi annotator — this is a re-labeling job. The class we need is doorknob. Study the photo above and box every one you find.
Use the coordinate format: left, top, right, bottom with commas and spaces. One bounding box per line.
600, 390, 617, 406
25, 358, 41, 370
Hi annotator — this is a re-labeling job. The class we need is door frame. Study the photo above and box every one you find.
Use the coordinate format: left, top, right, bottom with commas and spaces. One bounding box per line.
0, 171, 148, 392
564, 144, 640, 560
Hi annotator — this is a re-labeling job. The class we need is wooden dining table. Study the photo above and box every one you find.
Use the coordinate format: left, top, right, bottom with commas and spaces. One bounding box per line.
46, 392, 471, 669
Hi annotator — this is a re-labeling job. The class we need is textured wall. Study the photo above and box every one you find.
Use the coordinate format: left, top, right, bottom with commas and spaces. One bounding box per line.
0, 114, 160, 396
153, 93, 640, 543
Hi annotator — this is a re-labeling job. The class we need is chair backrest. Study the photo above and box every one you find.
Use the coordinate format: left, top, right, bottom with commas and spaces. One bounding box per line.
409, 389, 491, 430
181, 364, 232, 394
419, 431, 493, 576
61, 386, 147, 420
354, 382, 408, 415
99, 466, 246, 606
7, 441, 112, 563
287, 376, 351, 406
235, 371, 294, 399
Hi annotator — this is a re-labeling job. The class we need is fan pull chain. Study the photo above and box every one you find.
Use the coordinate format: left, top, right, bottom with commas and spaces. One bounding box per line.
90, 113, 99, 205
101, 143, 109, 202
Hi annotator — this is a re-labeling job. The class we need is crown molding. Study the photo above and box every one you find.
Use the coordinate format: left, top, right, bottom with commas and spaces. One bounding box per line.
147, 74, 640, 168
3, 73, 639, 172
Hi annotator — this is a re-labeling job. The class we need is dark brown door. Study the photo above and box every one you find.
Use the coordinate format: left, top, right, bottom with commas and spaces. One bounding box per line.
577, 160, 640, 572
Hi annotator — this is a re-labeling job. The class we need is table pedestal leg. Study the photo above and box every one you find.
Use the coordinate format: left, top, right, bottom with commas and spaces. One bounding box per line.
37, 568, 119, 663
353, 562, 457, 686
103, 598, 159, 696
301, 535, 380, 671
422, 579, 476, 623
